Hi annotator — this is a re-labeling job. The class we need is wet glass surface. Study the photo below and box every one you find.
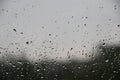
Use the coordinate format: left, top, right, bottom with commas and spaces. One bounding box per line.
0, 45, 120, 80
0, 0, 120, 80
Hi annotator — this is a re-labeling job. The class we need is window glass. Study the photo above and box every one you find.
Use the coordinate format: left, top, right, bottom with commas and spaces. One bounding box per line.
0, 0, 120, 80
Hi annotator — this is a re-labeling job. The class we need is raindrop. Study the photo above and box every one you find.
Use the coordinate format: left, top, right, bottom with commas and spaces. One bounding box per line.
85, 17, 88, 19
102, 43, 106, 47
105, 59, 109, 63
70, 48, 73, 50
30, 41, 33, 43
78, 67, 81, 69
26, 42, 29, 44
17, 61, 23, 65
6, 10, 8, 12
42, 26, 45, 29
41, 76, 44, 79
114, 5, 117, 10
20, 32, 23, 34
13, 28, 17, 32
117, 25, 120, 27
21, 75, 24, 77
49, 34, 51, 36
1, 8, 4, 11
71, 16, 74, 19
54, 20, 57, 23
37, 69, 40, 72
84, 24, 86, 26
108, 19, 111, 21
6, 72, 9, 75
92, 70, 95, 73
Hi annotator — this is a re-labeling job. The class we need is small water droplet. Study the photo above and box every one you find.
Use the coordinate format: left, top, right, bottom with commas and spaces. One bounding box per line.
117, 25, 120, 27
26, 42, 29, 44
13, 29, 17, 32
105, 59, 109, 63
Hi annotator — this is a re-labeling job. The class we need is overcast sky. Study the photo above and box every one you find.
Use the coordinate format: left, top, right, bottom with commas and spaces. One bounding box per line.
0, 0, 120, 62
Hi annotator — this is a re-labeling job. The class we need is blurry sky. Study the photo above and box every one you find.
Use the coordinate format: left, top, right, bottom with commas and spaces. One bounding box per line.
0, 0, 120, 62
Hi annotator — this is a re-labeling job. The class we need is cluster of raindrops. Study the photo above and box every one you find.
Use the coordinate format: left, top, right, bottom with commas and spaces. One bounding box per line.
0, 0, 120, 80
